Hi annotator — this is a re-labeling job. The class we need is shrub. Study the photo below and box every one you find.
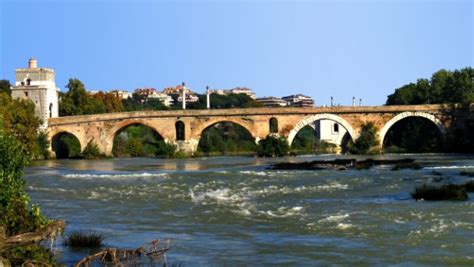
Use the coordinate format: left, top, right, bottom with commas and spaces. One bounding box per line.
0, 119, 49, 235
156, 141, 177, 158
81, 140, 106, 159
349, 122, 380, 154
257, 135, 289, 157
63, 231, 105, 248
463, 180, 474, 192
412, 184, 468, 201
35, 130, 50, 160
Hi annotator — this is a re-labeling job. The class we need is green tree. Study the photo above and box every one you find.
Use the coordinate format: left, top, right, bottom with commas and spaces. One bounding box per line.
350, 122, 379, 154
1, 96, 42, 157
257, 135, 289, 157
0, 117, 48, 235
0, 79, 11, 97
386, 67, 474, 105
59, 78, 107, 116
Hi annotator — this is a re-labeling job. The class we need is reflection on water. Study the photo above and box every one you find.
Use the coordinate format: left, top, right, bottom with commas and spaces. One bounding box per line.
25, 154, 474, 265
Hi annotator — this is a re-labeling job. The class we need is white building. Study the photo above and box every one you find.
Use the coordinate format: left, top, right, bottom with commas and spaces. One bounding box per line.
109, 90, 131, 100
256, 97, 288, 107
314, 120, 348, 146
229, 87, 256, 99
11, 58, 59, 129
177, 94, 199, 103
282, 94, 314, 107
148, 91, 174, 106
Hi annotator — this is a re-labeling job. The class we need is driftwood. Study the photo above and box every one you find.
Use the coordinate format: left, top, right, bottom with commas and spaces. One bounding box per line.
75, 239, 171, 267
0, 220, 65, 252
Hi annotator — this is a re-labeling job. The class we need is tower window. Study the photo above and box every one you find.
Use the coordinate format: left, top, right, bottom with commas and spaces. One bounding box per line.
24, 91, 28, 97
49, 103, 53, 118
333, 123, 339, 133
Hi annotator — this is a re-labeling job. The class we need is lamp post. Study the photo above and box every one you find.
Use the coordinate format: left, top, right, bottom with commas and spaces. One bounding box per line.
182, 82, 186, 110
330, 96, 333, 107
206, 85, 210, 109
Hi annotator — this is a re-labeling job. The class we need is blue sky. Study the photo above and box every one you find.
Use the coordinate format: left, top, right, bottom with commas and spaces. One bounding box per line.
1, 0, 472, 105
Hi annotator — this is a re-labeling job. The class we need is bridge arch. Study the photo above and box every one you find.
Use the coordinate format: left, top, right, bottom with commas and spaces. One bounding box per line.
50, 131, 83, 158
107, 120, 167, 154
379, 111, 447, 145
287, 113, 357, 146
192, 117, 256, 140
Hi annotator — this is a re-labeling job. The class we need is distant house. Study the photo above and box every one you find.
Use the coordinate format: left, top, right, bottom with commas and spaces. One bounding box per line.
282, 94, 314, 107
148, 91, 174, 106
229, 87, 256, 99
109, 89, 130, 100
134, 88, 174, 106
177, 94, 199, 103
162, 84, 194, 95
256, 96, 288, 107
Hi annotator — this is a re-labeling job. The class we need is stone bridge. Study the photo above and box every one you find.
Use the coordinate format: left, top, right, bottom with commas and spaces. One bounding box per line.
47, 104, 467, 155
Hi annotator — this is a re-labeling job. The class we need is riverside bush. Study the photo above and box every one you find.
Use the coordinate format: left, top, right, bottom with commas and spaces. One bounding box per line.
63, 231, 105, 248
257, 135, 289, 157
412, 184, 468, 201
349, 122, 380, 154
81, 140, 106, 159
0, 119, 49, 235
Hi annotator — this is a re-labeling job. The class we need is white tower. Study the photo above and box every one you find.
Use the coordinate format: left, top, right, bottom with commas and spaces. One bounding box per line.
11, 58, 59, 129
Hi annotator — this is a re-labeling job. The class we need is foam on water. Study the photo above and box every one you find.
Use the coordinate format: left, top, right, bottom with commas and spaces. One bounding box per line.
319, 213, 350, 223
424, 165, 474, 170
63, 172, 168, 179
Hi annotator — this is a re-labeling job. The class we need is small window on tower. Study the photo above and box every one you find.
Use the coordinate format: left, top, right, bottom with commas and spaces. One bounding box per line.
333, 123, 339, 133
24, 91, 28, 97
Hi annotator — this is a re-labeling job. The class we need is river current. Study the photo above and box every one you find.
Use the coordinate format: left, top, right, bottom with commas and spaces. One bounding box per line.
25, 155, 474, 266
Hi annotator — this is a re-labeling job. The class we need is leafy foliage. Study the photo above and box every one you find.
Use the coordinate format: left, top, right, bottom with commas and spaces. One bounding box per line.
349, 122, 379, 154
0, 91, 42, 158
81, 140, 106, 159
0, 79, 11, 97
386, 67, 474, 105
0, 118, 49, 235
257, 135, 289, 157
59, 79, 123, 116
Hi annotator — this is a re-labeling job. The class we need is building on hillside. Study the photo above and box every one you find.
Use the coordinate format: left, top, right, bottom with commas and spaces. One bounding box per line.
134, 87, 158, 97
177, 94, 199, 103
11, 58, 59, 129
109, 90, 131, 99
256, 97, 288, 107
148, 91, 174, 106
229, 87, 256, 99
208, 89, 227, 95
282, 94, 314, 107
87, 90, 100, 96
163, 84, 194, 95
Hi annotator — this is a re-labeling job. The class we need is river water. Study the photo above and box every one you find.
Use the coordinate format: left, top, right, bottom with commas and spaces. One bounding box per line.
25, 155, 474, 266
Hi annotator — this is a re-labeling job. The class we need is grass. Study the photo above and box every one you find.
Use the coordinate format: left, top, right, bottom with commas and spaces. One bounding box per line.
412, 184, 468, 201
63, 231, 105, 248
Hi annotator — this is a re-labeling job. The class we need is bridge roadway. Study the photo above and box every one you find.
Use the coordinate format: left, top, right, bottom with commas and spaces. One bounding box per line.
47, 104, 462, 155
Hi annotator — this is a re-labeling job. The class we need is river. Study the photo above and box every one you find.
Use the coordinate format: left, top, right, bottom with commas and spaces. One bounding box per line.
25, 154, 474, 265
